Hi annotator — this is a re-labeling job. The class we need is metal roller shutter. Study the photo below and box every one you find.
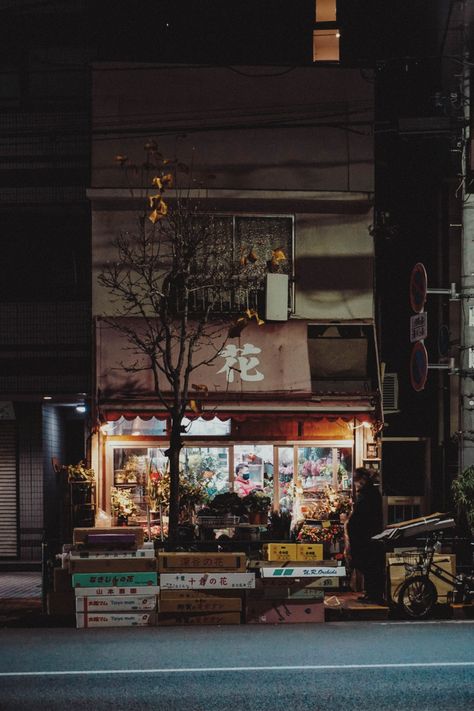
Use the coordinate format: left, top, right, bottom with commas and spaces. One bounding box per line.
0, 422, 17, 557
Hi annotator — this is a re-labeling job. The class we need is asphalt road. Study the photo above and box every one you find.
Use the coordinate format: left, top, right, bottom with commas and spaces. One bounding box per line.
1, 621, 473, 710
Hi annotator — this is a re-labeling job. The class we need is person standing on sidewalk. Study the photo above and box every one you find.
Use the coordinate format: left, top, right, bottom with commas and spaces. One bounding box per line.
345, 466, 385, 604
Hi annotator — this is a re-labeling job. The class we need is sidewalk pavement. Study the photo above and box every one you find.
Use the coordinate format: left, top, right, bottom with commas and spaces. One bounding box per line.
0, 572, 44, 627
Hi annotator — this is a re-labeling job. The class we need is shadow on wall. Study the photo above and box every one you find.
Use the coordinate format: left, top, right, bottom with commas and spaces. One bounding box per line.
295, 255, 373, 292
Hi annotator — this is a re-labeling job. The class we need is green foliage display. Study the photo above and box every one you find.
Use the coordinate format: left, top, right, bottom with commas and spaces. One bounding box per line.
451, 465, 474, 534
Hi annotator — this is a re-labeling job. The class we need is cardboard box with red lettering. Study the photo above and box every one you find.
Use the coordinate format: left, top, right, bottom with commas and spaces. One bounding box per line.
69, 557, 157, 574
246, 599, 325, 624
157, 611, 241, 626
159, 588, 243, 600
76, 595, 157, 612
76, 611, 156, 628
263, 544, 298, 561
158, 597, 242, 613
160, 572, 255, 590
74, 585, 160, 597
295, 544, 324, 561
157, 552, 246, 572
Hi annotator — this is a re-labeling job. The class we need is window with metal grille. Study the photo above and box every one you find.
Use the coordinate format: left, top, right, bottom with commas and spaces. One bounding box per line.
187, 215, 293, 314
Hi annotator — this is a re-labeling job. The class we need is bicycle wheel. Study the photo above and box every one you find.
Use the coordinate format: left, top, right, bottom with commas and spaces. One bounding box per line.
398, 575, 438, 619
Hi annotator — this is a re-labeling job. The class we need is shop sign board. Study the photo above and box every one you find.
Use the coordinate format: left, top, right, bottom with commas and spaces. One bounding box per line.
160, 572, 256, 589
409, 262, 428, 313
260, 566, 346, 578
410, 312, 428, 343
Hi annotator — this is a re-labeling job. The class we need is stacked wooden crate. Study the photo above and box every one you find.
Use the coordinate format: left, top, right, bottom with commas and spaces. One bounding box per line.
157, 552, 255, 625
245, 543, 345, 624
70, 527, 159, 628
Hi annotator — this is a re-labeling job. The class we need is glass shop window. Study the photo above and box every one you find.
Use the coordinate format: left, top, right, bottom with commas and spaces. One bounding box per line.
233, 444, 274, 500
278, 446, 295, 513
180, 447, 230, 501
106, 416, 167, 436
111, 447, 168, 524
181, 417, 231, 436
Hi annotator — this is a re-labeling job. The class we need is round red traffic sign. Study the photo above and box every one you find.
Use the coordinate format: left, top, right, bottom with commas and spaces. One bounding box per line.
410, 340, 428, 392
410, 263, 428, 314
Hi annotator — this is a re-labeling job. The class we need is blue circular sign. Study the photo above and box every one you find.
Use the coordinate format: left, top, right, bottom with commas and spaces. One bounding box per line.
410, 263, 428, 314
410, 341, 428, 392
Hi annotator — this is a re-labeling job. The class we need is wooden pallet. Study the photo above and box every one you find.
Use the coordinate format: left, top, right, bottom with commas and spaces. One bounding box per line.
324, 594, 390, 621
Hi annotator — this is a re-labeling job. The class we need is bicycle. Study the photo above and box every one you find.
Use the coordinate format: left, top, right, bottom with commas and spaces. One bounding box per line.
396, 531, 474, 619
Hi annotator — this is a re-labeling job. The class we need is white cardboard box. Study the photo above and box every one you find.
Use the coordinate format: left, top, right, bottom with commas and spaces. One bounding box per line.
260, 566, 346, 578
76, 612, 156, 628
160, 572, 255, 590
74, 585, 160, 597
75, 595, 157, 612
69, 548, 155, 560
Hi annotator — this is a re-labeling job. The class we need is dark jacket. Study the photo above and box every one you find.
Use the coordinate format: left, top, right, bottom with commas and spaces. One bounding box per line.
347, 482, 383, 564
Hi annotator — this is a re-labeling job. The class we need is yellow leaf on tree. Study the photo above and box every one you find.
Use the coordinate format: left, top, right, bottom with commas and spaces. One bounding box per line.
189, 399, 202, 413
272, 248, 287, 262
152, 176, 163, 189
149, 199, 168, 223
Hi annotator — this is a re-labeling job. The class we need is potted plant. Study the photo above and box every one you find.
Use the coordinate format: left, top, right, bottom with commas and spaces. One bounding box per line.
66, 461, 95, 505
242, 491, 271, 524
451, 465, 474, 535
110, 486, 138, 526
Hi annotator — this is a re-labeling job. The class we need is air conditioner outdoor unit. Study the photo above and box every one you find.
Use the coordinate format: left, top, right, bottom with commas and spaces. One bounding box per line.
265, 273, 289, 321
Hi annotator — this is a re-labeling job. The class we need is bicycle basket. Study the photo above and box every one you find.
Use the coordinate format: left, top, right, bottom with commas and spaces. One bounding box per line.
400, 550, 424, 572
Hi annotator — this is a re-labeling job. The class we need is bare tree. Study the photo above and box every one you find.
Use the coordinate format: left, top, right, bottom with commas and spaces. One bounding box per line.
98, 152, 268, 545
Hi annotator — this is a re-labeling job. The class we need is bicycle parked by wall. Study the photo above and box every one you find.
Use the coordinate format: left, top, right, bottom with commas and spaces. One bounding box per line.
397, 531, 474, 619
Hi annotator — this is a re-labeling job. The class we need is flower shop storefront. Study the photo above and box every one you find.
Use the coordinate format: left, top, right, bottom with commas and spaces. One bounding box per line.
96, 409, 375, 546
94, 317, 383, 545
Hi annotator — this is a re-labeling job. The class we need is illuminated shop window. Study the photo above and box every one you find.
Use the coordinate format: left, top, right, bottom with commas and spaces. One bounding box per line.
180, 447, 230, 499
278, 446, 295, 513
316, 0, 337, 23
233, 444, 274, 500
181, 417, 231, 436
107, 416, 166, 436
313, 30, 340, 62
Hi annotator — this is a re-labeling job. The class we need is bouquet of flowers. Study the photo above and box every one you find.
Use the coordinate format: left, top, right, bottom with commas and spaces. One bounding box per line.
110, 487, 138, 518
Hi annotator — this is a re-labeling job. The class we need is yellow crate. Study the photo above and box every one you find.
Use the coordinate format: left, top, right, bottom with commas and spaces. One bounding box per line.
296, 544, 324, 561
264, 543, 298, 561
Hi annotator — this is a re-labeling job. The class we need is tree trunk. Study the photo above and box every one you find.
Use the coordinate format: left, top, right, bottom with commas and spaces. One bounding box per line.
167, 424, 182, 548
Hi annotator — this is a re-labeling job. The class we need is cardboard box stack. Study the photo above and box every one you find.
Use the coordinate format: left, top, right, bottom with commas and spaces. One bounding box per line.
244, 543, 346, 624
70, 527, 159, 628
157, 552, 254, 625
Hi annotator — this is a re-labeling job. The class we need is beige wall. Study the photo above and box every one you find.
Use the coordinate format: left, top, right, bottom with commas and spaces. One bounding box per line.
91, 64, 374, 320
295, 211, 374, 319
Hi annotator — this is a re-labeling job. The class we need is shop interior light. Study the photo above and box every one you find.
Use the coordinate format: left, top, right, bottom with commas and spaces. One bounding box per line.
76, 405, 86, 413
43, 396, 52, 400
